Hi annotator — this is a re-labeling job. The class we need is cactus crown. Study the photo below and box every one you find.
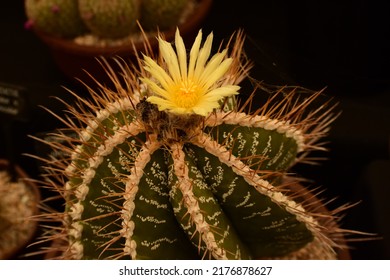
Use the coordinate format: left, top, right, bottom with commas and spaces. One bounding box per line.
31, 28, 358, 260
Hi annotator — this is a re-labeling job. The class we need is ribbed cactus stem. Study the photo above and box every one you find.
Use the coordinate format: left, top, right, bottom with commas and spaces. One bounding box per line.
55, 91, 336, 259
122, 136, 161, 259
29, 29, 354, 260
171, 143, 228, 260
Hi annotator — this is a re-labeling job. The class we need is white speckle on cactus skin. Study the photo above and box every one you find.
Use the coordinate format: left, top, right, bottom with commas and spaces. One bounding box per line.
135, 214, 166, 224
236, 191, 251, 208
266, 141, 285, 168
211, 166, 224, 188
141, 238, 177, 251
261, 217, 289, 230
100, 178, 116, 195
262, 134, 272, 155
221, 182, 235, 203
107, 160, 120, 177
222, 131, 234, 150
236, 132, 246, 156
139, 195, 168, 209
89, 199, 115, 214
243, 207, 272, 220
249, 132, 260, 162
206, 211, 222, 225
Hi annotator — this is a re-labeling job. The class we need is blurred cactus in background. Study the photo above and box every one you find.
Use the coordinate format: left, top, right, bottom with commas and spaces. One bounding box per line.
78, 0, 139, 39
140, 0, 188, 31
24, 0, 193, 40
24, 0, 88, 38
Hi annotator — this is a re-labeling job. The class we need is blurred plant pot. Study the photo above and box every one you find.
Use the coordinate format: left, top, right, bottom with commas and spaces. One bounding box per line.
32, 0, 213, 87
0, 159, 40, 259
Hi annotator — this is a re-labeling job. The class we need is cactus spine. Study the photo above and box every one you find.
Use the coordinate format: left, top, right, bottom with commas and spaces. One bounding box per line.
34, 29, 347, 260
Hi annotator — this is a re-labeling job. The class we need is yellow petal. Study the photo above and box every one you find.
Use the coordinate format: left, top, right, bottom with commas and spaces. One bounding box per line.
143, 56, 174, 90
202, 58, 233, 89
192, 102, 218, 116
193, 32, 213, 79
202, 85, 240, 102
140, 77, 170, 98
175, 28, 187, 80
158, 38, 181, 83
146, 96, 176, 110
198, 51, 230, 87
188, 30, 203, 78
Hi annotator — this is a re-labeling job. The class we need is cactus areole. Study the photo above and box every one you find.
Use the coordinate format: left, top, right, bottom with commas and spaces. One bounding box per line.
37, 29, 343, 260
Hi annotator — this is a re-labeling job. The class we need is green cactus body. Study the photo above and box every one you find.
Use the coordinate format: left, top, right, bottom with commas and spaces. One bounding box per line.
35, 29, 343, 260
51, 98, 336, 260
140, 0, 189, 31
78, 0, 139, 39
24, 0, 88, 38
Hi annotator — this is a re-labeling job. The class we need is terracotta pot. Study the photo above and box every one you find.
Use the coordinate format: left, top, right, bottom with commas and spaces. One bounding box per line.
33, 0, 213, 86
0, 159, 40, 259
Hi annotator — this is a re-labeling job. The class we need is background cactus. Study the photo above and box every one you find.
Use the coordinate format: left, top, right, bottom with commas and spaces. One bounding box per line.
140, 0, 189, 31
32, 29, 353, 260
78, 0, 139, 39
24, 0, 194, 40
24, 0, 88, 38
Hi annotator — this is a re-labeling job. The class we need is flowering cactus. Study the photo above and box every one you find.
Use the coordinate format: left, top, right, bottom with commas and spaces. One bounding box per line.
34, 28, 348, 260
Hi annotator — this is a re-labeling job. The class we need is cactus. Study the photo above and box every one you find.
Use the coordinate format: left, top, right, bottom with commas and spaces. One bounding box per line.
24, 0, 201, 41
33, 28, 353, 260
24, 0, 88, 38
78, 0, 139, 39
140, 0, 189, 31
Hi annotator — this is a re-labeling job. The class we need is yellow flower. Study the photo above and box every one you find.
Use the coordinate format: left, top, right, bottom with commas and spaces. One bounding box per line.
141, 29, 240, 116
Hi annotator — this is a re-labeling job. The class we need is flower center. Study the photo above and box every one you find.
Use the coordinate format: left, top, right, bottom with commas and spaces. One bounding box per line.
172, 80, 202, 109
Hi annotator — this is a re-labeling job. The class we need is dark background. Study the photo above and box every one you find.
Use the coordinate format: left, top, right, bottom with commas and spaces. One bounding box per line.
1, 0, 389, 259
